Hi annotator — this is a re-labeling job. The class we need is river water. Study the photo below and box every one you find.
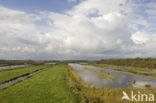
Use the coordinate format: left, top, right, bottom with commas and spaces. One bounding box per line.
0, 64, 30, 70
69, 63, 156, 88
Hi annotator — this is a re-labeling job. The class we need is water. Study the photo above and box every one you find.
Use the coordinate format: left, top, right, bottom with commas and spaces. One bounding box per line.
106, 67, 156, 77
69, 64, 156, 88
0, 67, 49, 89
0, 64, 30, 70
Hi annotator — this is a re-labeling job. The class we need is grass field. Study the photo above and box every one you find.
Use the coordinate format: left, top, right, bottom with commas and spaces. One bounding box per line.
0, 64, 155, 103
0, 64, 79, 103
0, 65, 49, 83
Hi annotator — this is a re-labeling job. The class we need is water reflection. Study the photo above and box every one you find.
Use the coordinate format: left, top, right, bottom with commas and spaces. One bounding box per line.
0, 64, 30, 69
106, 67, 156, 77
0, 64, 30, 70
69, 64, 156, 88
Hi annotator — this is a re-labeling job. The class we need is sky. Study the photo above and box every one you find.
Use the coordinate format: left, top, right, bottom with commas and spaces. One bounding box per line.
0, 0, 156, 60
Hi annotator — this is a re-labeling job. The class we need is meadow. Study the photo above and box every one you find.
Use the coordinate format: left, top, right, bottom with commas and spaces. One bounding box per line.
0, 63, 155, 103
0, 65, 49, 83
0, 64, 79, 103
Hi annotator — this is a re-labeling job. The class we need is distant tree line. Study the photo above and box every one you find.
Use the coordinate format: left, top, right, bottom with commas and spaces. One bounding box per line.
0, 60, 45, 66
0, 60, 90, 66
98, 58, 156, 69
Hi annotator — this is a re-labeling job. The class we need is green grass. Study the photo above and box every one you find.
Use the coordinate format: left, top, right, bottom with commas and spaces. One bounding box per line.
0, 64, 79, 103
1, 64, 155, 103
0, 65, 49, 83
66, 66, 156, 103
83, 67, 116, 79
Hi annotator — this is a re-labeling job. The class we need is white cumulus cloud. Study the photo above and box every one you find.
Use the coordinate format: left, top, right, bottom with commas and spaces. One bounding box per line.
0, 0, 156, 60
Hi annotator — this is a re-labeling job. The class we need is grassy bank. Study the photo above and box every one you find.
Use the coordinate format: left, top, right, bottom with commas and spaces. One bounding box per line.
0, 64, 155, 103
0, 64, 79, 103
93, 64, 156, 74
83, 67, 116, 79
89, 64, 156, 79
0, 65, 49, 83
66, 66, 156, 103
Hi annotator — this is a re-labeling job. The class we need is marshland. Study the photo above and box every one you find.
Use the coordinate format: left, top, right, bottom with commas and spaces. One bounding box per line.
0, 58, 156, 103
1, 0, 156, 102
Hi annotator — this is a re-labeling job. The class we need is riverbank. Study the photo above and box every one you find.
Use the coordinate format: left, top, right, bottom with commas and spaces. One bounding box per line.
0, 64, 79, 103
66, 66, 156, 103
0, 64, 155, 103
0, 65, 49, 83
88, 64, 156, 79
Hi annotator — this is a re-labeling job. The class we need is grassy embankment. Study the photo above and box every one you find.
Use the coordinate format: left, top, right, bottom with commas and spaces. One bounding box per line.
0, 64, 79, 103
92, 63, 156, 74
0, 64, 155, 103
96, 58, 156, 78
88, 64, 156, 79
66, 66, 156, 103
0, 65, 49, 83
83, 67, 116, 79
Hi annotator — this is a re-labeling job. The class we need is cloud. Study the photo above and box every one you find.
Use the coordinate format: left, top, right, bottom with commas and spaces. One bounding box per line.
67, 0, 126, 16
48, 12, 132, 53
131, 32, 151, 44
0, 0, 156, 60
131, 31, 156, 57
